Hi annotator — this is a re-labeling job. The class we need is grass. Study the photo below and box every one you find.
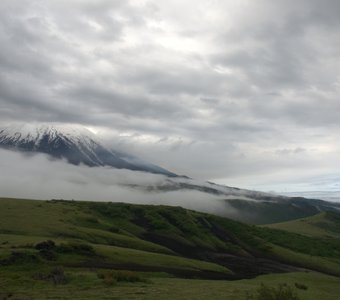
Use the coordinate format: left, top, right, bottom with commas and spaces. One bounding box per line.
0, 197, 235, 280
1, 198, 340, 275
0, 198, 172, 254
1, 197, 340, 299
265, 212, 340, 239
95, 244, 231, 274
253, 226, 340, 259
0, 269, 339, 299
265, 244, 340, 277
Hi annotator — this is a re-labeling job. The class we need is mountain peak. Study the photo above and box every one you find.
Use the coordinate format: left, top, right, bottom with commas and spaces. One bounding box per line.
0, 123, 95, 142
0, 123, 176, 177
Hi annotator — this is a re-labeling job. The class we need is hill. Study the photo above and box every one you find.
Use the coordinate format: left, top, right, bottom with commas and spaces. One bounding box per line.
264, 211, 340, 239
223, 197, 340, 224
1, 197, 340, 299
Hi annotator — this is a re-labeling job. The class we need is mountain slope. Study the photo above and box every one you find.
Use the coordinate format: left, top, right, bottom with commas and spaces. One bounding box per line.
1, 197, 340, 279
0, 124, 176, 176
264, 211, 340, 238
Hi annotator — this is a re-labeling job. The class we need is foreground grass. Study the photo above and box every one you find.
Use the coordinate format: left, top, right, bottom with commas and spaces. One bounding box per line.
0, 269, 339, 300
1, 197, 340, 299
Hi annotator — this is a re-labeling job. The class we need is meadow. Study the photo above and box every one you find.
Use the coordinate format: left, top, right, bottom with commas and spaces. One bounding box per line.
0, 197, 339, 299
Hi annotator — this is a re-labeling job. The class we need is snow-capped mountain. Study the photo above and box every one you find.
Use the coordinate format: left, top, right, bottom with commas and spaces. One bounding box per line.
1, 123, 340, 225
0, 123, 176, 176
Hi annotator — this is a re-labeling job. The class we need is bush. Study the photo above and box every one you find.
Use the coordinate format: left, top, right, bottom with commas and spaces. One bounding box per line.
33, 267, 67, 285
97, 270, 148, 286
39, 249, 57, 261
35, 240, 56, 251
246, 283, 299, 300
108, 226, 120, 233
49, 267, 67, 285
97, 271, 117, 286
0, 251, 40, 266
56, 242, 95, 256
294, 283, 308, 290
35, 240, 57, 261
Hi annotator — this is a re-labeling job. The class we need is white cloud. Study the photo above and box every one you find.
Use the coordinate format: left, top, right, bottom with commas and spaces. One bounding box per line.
0, 149, 229, 214
1, 0, 340, 194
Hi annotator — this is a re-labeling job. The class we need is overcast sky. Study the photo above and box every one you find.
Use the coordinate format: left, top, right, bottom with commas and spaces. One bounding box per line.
1, 0, 340, 194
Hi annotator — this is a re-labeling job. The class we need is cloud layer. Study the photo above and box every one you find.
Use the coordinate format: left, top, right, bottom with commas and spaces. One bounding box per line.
1, 0, 340, 192
0, 149, 228, 214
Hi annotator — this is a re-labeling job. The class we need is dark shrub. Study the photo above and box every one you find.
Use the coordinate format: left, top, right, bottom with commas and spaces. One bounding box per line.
294, 283, 308, 290
108, 226, 120, 233
0, 251, 40, 266
35, 240, 57, 261
39, 249, 57, 261
35, 240, 56, 251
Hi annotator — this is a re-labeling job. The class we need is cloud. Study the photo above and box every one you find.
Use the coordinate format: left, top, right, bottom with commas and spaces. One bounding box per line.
1, 0, 340, 193
0, 148, 229, 215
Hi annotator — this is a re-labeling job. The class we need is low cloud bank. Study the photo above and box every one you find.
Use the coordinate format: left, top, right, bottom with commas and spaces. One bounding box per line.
0, 149, 229, 215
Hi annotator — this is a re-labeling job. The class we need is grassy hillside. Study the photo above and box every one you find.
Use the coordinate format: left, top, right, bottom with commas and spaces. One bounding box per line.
1, 198, 340, 276
265, 211, 340, 239
1, 197, 340, 299
1, 270, 340, 300
224, 198, 340, 224
0, 198, 232, 279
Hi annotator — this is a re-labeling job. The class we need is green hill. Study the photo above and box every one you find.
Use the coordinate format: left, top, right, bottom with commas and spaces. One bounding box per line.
224, 197, 340, 224
265, 211, 340, 239
1, 197, 340, 299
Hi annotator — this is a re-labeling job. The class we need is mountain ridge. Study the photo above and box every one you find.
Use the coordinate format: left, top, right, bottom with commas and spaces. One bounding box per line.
0, 123, 176, 177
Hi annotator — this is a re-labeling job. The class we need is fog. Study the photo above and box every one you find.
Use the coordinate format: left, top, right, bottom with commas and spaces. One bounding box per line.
0, 149, 229, 215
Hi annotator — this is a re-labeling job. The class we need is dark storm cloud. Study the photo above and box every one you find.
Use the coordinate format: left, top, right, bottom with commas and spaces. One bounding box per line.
1, 0, 340, 192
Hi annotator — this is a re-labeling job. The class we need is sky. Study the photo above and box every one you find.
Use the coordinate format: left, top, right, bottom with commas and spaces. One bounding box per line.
1, 0, 340, 195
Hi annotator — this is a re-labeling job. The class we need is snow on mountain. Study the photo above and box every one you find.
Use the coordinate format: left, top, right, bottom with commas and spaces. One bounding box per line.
0, 123, 276, 200
0, 123, 176, 176
1, 123, 340, 224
